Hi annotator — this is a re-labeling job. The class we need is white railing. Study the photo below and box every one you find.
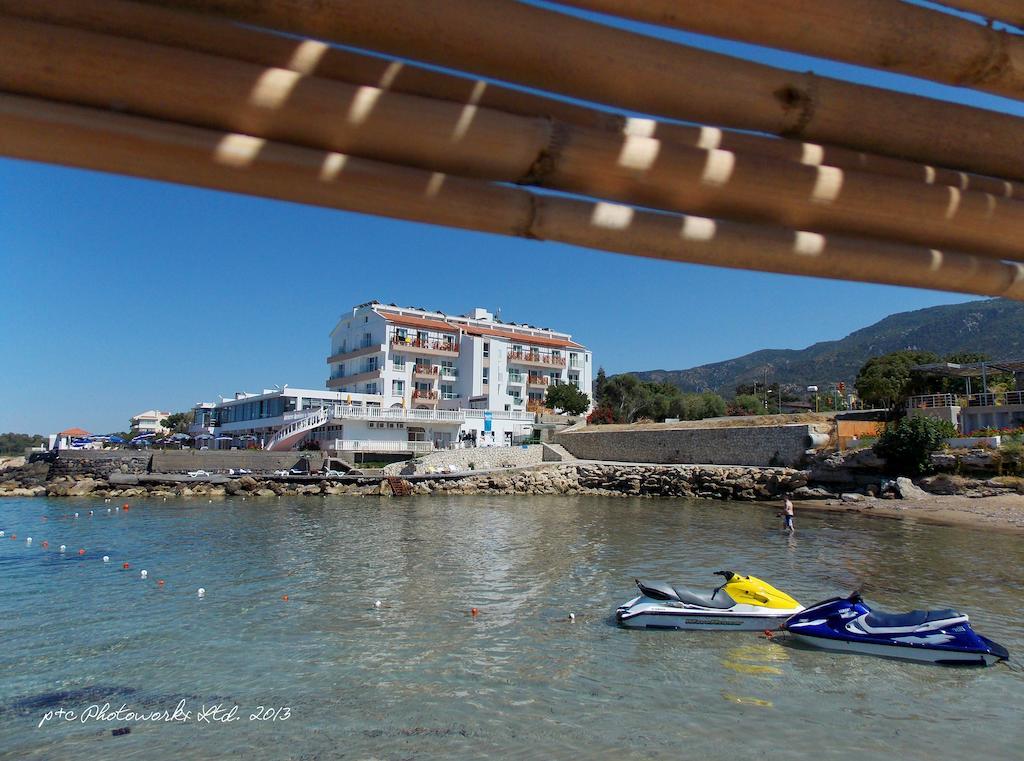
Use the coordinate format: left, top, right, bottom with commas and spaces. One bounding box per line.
329, 405, 465, 423
332, 439, 435, 453
264, 407, 329, 451
463, 409, 536, 421
908, 391, 1024, 409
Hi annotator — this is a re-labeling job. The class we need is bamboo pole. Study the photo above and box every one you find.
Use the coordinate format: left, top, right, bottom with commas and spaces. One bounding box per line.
4, 16, 1024, 264
934, 1, 1024, 29
2, 93, 1022, 300
5, 0, 1022, 201
554, 0, 1024, 101
139, 0, 1024, 183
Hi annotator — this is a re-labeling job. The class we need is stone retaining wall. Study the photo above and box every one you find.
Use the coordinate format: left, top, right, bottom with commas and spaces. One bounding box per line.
556, 423, 822, 467
49, 450, 152, 478
383, 445, 544, 475
151, 450, 325, 474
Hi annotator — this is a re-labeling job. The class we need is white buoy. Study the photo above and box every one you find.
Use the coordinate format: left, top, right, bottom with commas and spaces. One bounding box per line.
26, 537, 32, 544
197, 588, 206, 598
569, 613, 576, 622
103, 556, 110, 563
88, 510, 93, 516
0, 531, 4, 537
140, 570, 148, 579
59, 545, 66, 553
107, 508, 112, 513
73, 513, 79, 518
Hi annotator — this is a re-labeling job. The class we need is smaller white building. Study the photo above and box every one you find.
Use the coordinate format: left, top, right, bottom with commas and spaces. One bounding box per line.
131, 410, 172, 434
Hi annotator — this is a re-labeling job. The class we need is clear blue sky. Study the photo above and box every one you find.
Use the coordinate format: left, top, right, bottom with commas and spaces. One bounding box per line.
1, 1, 1020, 435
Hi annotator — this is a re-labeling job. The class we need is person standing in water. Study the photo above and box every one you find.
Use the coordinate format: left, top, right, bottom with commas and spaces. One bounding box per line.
783, 495, 795, 533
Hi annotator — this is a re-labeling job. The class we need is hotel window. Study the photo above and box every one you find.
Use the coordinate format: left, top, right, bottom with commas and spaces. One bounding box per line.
362, 331, 372, 348
440, 383, 456, 399
415, 382, 432, 394
549, 372, 560, 385
569, 352, 579, 368
392, 380, 405, 396
366, 382, 378, 395
417, 330, 428, 343
441, 360, 456, 377
393, 354, 406, 370
509, 388, 522, 402
482, 367, 489, 385
528, 391, 543, 402
568, 372, 580, 388
483, 341, 490, 358
364, 356, 379, 372
395, 328, 407, 341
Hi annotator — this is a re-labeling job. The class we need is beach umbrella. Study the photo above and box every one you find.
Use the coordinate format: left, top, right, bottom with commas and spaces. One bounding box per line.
215, 435, 233, 441
106, 435, 126, 443
194, 433, 214, 440
131, 433, 156, 444
170, 432, 190, 441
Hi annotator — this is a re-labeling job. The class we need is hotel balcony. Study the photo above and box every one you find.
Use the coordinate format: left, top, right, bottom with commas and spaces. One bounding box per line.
329, 404, 464, 424
412, 365, 439, 380
391, 337, 459, 357
326, 368, 382, 389
326, 343, 384, 364
527, 375, 550, 388
412, 390, 439, 407
507, 351, 566, 368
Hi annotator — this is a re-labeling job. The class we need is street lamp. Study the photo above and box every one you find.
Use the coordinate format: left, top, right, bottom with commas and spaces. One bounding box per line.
807, 385, 819, 413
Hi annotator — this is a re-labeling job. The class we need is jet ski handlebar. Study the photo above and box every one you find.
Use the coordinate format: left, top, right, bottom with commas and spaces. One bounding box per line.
714, 571, 738, 581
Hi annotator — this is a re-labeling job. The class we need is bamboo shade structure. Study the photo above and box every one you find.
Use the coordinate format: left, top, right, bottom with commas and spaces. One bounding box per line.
2, 0, 1023, 299
936, 1, 1024, 29
5, 0, 1022, 202
5, 16, 1024, 262
555, 1, 1024, 101
143, 0, 1024, 183
3, 94, 1022, 300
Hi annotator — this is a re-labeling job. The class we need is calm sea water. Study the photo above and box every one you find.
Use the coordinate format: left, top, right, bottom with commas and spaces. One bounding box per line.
0, 495, 1021, 760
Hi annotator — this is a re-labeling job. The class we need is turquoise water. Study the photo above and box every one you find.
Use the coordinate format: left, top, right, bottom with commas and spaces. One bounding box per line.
0, 495, 1021, 760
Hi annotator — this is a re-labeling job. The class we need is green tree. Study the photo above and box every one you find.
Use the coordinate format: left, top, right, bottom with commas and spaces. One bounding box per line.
0, 432, 46, 455
544, 384, 591, 415
854, 350, 940, 408
160, 412, 192, 434
594, 367, 608, 403
873, 416, 956, 476
730, 394, 763, 415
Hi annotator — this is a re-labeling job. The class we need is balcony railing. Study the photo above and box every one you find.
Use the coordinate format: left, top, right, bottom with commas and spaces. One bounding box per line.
463, 409, 536, 422
413, 365, 439, 377
327, 344, 384, 364
392, 337, 459, 354
507, 351, 566, 367
908, 391, 1024, 408
413, 390, 439, 401
329, 405, 464, 423
332, 439, 435, 454
527, 375, 549, 386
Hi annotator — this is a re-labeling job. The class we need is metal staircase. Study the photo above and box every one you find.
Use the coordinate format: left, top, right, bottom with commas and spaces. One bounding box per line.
263, 407, 330, 452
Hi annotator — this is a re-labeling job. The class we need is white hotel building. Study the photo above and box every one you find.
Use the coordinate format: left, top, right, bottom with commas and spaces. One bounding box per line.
190, 303, 592, 453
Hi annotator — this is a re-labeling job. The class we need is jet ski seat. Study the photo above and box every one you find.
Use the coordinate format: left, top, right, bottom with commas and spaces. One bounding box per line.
863, 608, 963, 629
673, 587, 735, 609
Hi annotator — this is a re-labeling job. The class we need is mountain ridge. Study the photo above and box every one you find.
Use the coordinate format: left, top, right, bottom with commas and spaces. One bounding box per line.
627, 298, 1024, 394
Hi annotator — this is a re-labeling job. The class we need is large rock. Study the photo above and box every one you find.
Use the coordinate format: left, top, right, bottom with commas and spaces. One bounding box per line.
895, 477, 929, 500
67, 478, 101, 496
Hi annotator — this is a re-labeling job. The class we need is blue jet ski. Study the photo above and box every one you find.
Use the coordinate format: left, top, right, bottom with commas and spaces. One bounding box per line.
784, 592, 1008, 666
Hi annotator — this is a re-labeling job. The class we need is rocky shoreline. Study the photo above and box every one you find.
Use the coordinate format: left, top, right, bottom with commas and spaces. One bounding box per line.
2, 457, 1021, 504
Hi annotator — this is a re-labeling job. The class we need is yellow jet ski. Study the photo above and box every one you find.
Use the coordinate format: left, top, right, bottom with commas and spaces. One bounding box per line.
616, 571, 804, 630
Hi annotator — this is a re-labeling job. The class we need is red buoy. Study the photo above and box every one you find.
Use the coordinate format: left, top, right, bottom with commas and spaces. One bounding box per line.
78, 549, 85, 555
123, 562, 130, 570
122, 503, 130, 510
157, 580, 165, 586
471, 607, 479, 616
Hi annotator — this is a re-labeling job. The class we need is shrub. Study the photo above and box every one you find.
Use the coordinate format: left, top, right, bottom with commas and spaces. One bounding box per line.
586, 406, 618, 425
873, 416, 957, 476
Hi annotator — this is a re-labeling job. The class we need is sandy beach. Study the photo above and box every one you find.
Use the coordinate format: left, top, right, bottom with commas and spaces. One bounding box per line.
789, 493, 1024, 533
